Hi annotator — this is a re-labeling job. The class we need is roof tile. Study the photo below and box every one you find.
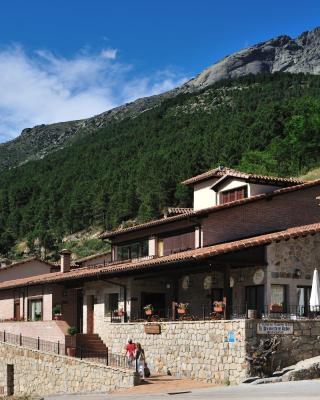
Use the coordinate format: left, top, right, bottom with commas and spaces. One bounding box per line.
1, 222, 320, 291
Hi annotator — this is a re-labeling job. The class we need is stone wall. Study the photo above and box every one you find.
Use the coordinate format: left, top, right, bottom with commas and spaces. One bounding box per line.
0, 342, 138, 396
247, 320, 320, 370
97, 320, 249, 384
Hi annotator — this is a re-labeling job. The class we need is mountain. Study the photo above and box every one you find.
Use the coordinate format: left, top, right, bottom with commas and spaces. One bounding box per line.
1, 72, 320, 259
183, 27, 320, 90
1, 27, 320, 171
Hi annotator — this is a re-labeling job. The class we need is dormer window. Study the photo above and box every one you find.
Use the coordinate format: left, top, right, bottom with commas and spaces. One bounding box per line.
219, 186, 248, 205
116, 239, 148, 261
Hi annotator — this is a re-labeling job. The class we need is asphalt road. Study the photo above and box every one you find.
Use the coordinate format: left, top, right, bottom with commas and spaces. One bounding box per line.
45, 380, 320, 400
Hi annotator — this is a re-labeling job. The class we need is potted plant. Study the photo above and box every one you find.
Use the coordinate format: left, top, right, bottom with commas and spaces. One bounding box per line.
177, 303, 189, 314
143, 304, 154, 316
66, 326, 78, 357
53, 305, 62, 320
117, 308, 125, 317
213, 301, 225, 313
269, 303, 283, 313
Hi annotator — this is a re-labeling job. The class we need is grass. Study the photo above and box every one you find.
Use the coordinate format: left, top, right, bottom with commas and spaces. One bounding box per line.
299, 167, 320, 181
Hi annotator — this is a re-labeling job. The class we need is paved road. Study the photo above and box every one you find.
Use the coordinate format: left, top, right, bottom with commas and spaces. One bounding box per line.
45, 380, 320, 399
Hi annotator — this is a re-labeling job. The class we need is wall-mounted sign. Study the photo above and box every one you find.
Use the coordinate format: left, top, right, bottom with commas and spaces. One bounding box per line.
203, 276, 212, 290
257, 322, 293, 335
253, 269, 265, 285
144, 324, 161, 334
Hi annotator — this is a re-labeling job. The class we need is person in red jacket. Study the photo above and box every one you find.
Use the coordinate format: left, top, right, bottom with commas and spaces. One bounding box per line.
125, 339, 136, 366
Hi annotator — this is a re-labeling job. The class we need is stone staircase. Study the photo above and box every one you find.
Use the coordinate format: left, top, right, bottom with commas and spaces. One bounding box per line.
76, 333, 108, 358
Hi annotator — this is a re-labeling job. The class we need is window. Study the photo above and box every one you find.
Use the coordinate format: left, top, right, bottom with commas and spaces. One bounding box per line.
116, 239, 148, 261
271, 285, 287, 311
219, 186, 248, 204
28, 298, 43, 321
104, 293, 119, 316
297, 286, 311, 316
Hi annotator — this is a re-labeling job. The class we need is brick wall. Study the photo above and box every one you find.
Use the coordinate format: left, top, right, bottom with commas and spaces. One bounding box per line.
202, 186, 320, 246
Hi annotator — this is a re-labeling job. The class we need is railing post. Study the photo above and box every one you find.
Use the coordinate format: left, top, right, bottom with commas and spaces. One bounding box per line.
37, 336, 40, 350
19, 333, 22, 346
57, 340, 60, 355
80, 346, 83, 360
202, 304, 205, 320
106, 347, 109, 366
3, 330, 6, 343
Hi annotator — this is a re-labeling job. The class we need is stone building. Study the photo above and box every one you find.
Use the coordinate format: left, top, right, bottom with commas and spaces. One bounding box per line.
0, 166, 319, 384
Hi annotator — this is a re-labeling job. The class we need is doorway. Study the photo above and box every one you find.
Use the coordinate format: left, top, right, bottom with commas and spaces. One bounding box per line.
14, 300, 20, 321
245, 285, 265, 316
87, 295, 95, 334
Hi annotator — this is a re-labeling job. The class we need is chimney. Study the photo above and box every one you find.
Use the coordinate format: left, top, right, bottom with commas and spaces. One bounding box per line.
60, 249, 72, 273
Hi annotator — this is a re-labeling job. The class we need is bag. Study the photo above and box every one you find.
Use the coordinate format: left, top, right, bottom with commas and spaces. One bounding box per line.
144, 365, 151, 378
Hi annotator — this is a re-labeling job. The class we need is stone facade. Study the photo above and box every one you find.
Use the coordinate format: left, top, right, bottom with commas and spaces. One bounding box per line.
0, 342, 138, 396
266, 234, 320, 306
247, 320, 320, 372
96, 320, 249, 384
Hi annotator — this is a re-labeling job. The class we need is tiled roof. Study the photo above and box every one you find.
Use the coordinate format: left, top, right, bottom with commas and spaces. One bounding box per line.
75, 251, 111, 264
181, 166, 305, 186
1, 222, 320, 291
99, 180, 320, 239
166, 207, 194, 216
0, 257, 55, 272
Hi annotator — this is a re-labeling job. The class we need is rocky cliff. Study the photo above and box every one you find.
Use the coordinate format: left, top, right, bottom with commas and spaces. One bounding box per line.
0, 26, 319, 171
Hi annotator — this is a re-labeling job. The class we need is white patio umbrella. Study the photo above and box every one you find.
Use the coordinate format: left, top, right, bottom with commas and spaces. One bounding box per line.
310, 268, 320, 312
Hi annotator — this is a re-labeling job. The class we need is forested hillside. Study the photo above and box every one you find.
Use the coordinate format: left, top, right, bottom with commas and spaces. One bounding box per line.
1, 73, 320, 258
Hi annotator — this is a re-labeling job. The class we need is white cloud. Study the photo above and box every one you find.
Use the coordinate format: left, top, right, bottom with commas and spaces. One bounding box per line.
100, 48, 118, 60
0, 45, 188, 142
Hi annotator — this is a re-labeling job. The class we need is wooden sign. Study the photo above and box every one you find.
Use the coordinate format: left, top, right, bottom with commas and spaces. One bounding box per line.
144, 324, 161, 334
257, 322, 293, 335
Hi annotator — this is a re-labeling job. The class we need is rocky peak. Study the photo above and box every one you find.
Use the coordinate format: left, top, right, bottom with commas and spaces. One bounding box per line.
181, 26, 320, 91
0, 26, 320, 171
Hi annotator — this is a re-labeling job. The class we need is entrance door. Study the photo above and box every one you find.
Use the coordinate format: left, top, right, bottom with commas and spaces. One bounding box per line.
87, 295, 95, 334
245, 285, 265, 316
14, 300, 20, 321
141, 292, 166, 317
76, 289, 83, 333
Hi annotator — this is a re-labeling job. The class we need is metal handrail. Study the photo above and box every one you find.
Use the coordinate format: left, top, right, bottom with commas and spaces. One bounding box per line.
0, 330, 65, 355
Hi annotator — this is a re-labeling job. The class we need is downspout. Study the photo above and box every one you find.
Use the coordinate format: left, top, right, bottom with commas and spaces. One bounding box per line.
100, 278, 128, 322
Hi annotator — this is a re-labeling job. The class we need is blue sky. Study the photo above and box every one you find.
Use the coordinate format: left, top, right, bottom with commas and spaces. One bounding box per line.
0, 0, 319, 142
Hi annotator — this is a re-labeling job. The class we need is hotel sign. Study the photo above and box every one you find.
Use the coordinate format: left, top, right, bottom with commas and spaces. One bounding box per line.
257, 322, 293, 335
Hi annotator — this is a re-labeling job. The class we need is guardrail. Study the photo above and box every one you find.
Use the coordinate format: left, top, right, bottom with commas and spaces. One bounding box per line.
0, 330, 65, 355
111, 304, 320, 322
77, 346, 137, 370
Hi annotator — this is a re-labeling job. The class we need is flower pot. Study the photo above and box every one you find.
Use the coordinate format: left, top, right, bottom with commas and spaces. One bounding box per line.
118, 311, 125, 317
177, 308, 186, 314
213, 306, 224, 313
54, 314, 62, 320
270, 304, 283, 313
66, 347, 76, 357
145, 309, 153, 316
